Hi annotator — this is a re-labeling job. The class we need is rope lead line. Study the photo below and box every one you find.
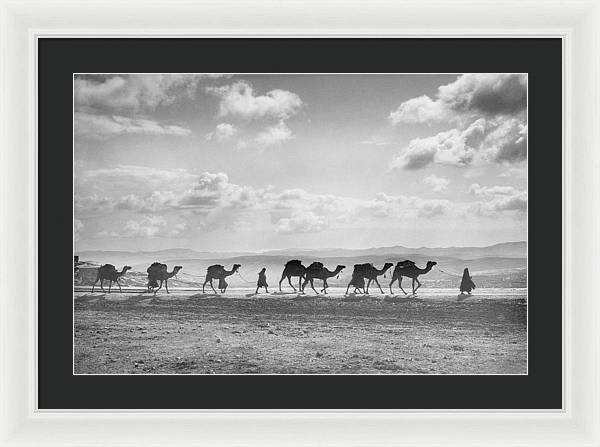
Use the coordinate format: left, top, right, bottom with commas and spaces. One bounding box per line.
236, 271, 256, 284
435, 266, 463, 278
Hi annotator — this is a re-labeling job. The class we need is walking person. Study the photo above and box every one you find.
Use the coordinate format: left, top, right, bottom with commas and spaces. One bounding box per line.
255, 267, 269, 294
218, 277, 228, 293
459, 268, 476, 295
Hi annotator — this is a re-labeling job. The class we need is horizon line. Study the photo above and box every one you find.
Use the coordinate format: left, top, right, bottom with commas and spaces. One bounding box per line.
75, 240, 527, 254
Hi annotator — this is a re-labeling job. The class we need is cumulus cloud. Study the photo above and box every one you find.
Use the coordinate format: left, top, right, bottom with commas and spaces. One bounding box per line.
98, 216, 187, 239
206, 81, 303, 120
254, 121, 294, 147
469, 183, 527, 213
388, 74, 527, 170
390, 119, 485, 170
423, 174, 450, 192
76, 166, 527, 241
390, 117, 526, 170
389, 74, 527, 125
275, 212, 329, 235
75, 112, 191, 140
205, 123, 237, 142
74, 74, 224, 113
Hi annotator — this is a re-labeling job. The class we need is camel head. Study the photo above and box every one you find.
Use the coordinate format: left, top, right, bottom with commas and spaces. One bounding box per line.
173, 265, 183, 274
232, 264, 241, 272
336, 264, 346, 272
383, 262, 394, 270
122, 266, 132, 273
425, 261, 437, 271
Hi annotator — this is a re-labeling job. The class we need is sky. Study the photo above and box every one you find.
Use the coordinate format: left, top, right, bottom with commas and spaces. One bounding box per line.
74, 73, 527, 252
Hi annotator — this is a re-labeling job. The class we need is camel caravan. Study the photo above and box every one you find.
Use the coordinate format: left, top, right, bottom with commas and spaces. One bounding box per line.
87, 258, 438, 297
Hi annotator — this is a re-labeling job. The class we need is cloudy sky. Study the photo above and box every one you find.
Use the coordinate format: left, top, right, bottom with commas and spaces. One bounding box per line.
74, 73, 527, 252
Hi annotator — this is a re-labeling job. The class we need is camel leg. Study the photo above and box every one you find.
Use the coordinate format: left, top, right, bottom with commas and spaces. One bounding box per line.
202, 278, 208, 293
374, 278, 384, 294
210, 279, 217, 293
366, 279, 372, 294
398, 277, 407, 295
389, 277, 396, 294
92, 277, 99, 293
414, 278, 422, 293
116, 278, 122, 293
321, 279, 328, 294
298, 276, 303, 292
278, 274, 286, 292
287, 276, 296, 292
301, 278, 309, 293
165, 280, 169, 294
309, 279, 319, 295
345, 282, 352, 295
108, 280, 112, 293
99, 279, 106, 293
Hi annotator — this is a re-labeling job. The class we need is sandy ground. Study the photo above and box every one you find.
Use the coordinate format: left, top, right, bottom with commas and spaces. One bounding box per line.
74, 287, 527, 375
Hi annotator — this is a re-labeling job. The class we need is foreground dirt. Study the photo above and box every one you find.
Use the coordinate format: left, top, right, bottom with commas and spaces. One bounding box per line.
74, 292, 527, 374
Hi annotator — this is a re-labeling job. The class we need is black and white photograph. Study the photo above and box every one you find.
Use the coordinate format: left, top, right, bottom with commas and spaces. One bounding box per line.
73, 73, 528, 375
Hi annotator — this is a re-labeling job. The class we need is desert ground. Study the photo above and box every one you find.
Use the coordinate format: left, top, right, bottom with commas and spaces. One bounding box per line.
74, 287, 527, 375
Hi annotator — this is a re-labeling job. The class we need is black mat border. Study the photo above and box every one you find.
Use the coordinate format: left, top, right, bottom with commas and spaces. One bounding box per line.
38, 38, 562, 409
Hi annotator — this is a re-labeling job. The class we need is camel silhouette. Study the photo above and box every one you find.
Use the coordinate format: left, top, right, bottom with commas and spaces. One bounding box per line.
279, 260, 307, 292
345, 263, 393, 295
389, 261, 437, 295
92, 264, 131, 293
146, 262, 182, 294
202, 264, 241, 293
301, 262, 345, 294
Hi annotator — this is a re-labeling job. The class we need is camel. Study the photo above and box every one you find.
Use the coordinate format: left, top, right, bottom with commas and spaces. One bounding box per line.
279, 260, 307, 292
202, 264, 241, 293
92, 264, 131, 293
301, 262, 345, 294
345, 263, 393, 295
389, 261, 437, 295
146, 262, 183, 294
388, 260, 416, 294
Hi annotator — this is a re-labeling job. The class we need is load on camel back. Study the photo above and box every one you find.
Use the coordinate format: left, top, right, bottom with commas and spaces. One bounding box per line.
146, 262, 182, 294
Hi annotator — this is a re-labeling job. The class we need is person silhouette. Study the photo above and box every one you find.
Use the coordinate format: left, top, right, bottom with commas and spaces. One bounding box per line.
218, 277, 228, 293
255, 267, 269, 294
459, 268, 476, 294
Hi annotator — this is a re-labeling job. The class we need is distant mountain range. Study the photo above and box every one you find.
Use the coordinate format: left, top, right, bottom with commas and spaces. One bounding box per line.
76, 242, 526, 268
258, 241, 526, 260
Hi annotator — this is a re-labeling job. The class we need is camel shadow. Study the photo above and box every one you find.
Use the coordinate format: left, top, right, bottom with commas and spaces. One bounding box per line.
383, 295, 424, 304
342, 294, 379, 302
292, 294, 320, 301
123, 294, 160, 304
190, 293, 220, 299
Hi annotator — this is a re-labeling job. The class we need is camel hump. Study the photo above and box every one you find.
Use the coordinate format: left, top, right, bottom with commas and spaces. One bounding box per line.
147, 262, 167, 274
208, 264, 224, 270
399, 260, 416, 266
207, 264, 225, 275
308, 261, 324, 270
354, 263, 371, 270
285, 259, 303, 267
102, 263, 116, 271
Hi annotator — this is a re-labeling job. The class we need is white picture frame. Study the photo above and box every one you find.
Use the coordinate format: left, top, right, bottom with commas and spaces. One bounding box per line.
1, 0, 598, 445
